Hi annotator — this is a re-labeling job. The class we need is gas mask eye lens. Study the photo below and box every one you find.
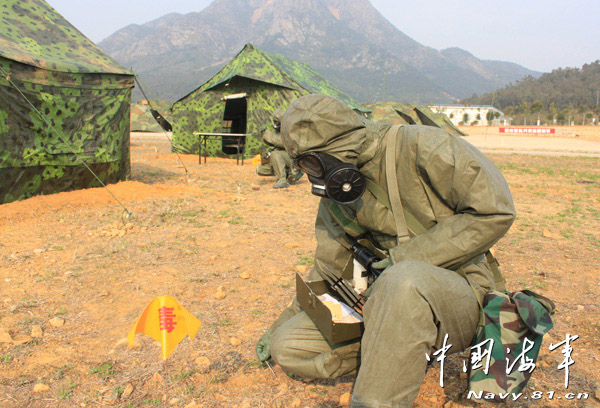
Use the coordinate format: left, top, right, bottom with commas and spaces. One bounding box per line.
294, 153, 325, 178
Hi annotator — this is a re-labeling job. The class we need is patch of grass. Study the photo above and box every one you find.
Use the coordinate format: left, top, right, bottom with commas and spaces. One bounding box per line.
140, 398, 162, 406
57, 389, 72, 400
35, 273, 54, 283
227, 216, 243, 225
158, 208, 176, 225
279, 281, 293, 289
585, 233, 600, 248
496, 163, 519, 172
208, 374, 229, 383
561, 227, 575, 239
172, 369, 196, 382
578, 170, 600, 181
182, 383, 203, 397
298, 256, 314, 265
0, 353, 13, 363
18, 317, 42, 327
57, 381, 77, 400
188, 278, 204, 283
182, 209, 203, 219
219, 317, 233, 326
530, 280, 548, 290
498, 161, 600, 185
11, 298, 38, 313
52, 364, 70, 380
89, 362, 116, 380
251, 309, 264, 315
219, 209, 244, 225
307, 385, 327, 396
55, 307, 68, 316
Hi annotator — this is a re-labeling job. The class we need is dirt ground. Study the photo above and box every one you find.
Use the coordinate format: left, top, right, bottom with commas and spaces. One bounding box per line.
0, 132, 599, 408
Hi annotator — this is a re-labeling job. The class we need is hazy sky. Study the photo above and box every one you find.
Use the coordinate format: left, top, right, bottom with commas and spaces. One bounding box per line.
47, 0, 600, 73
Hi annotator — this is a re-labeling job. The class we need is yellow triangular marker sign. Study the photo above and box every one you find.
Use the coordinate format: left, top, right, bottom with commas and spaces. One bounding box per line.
251, 154, 261, 167
127, 295, 201, 360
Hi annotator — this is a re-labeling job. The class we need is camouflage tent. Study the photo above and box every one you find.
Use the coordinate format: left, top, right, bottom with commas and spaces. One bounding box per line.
364, 102, 467, 136
0, 0, 134, 204
131, 100, 173, 132
172, 43, 367, 156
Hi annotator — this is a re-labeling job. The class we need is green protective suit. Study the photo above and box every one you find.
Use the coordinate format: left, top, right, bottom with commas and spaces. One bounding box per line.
267, 95, 516, 407
257, 109, 296, 185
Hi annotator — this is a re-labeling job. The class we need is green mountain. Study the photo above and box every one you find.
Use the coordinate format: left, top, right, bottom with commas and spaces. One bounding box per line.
462, 61, 600, 111
99, 0, 541, 103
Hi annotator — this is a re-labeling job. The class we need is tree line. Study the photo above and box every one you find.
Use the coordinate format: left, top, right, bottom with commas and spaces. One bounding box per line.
461, 61, 600, 126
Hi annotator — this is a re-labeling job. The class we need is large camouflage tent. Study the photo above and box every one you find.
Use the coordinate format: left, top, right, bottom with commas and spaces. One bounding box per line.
364, 102, 467, 136
0, 0, 135, 204
130, 100, 173, 132
172, 43, 367, 156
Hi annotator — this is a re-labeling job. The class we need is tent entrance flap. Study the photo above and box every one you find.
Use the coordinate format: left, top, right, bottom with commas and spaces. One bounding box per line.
222, 97, 247, 155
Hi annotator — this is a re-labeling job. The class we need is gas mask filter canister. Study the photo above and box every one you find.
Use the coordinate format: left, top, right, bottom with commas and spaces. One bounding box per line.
293, 152, 366, 204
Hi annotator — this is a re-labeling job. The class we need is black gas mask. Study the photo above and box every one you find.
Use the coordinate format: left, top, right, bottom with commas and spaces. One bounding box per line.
293, 152, 366, 204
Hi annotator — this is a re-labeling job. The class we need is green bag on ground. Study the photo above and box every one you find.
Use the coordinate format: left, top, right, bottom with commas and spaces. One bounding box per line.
468, 289, 555, 399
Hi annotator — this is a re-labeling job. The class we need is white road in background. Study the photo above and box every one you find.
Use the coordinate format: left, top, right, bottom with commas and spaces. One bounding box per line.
463, 135, 600, 157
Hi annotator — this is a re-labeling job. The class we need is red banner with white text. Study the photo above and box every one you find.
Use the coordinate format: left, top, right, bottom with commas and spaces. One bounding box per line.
500, 127, 556, 134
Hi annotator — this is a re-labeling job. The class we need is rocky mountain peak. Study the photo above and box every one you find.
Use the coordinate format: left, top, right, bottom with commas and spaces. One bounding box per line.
99, 0, 540, 102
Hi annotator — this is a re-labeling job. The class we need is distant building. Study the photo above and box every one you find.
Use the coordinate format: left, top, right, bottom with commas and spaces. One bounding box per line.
428, 105, 510, 126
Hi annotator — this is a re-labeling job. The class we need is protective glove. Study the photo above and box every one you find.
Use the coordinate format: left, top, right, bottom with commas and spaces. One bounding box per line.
255, 332, 271, 363
363, 257, 392, 297
371, 257, 391, 271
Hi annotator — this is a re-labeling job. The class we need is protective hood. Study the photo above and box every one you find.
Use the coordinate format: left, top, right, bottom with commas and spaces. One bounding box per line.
281, 94, 366, 166
273, 109, 284, 123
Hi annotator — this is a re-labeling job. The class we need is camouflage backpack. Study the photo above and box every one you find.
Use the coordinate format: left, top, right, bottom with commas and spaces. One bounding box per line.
467, 289, 555, 399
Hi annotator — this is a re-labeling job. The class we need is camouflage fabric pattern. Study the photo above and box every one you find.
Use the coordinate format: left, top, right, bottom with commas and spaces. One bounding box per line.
173, 75, 301, 156
0, 1, 134, 204
512, 290, 555, 334
130, 100, 173, 132
2, 162, 124, 204
469, 290, 555, 398
172, 44, 365, 156
0, 0, 131, 75
363, 102, 467, 136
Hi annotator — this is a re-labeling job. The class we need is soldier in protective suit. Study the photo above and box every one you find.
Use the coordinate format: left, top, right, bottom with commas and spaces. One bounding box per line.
255, 95, 516, 407
256, 109, 303, 188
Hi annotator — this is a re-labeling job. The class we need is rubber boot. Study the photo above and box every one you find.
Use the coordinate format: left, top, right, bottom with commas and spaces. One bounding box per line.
273, 178, 290, 189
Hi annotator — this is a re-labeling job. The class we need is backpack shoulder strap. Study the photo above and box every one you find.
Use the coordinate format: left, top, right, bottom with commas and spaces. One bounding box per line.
486, 250, 506, 292
372, 124, 506, 297
383, 125, 411, 244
